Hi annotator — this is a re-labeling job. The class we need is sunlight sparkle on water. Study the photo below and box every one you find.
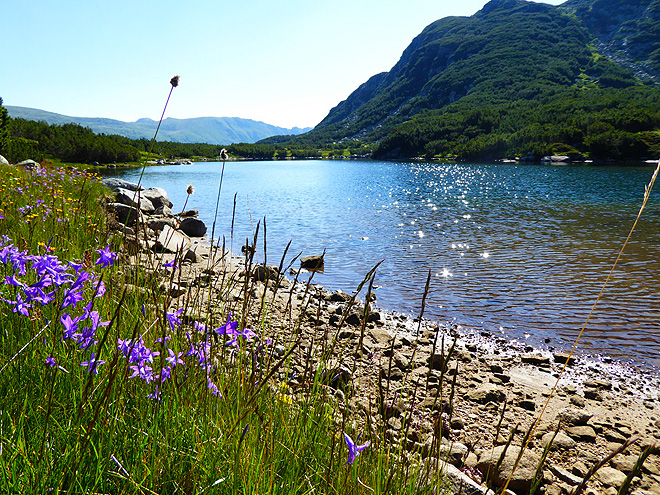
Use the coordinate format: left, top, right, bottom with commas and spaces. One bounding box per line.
437, 268, 453, 278
481, 252, 490, 258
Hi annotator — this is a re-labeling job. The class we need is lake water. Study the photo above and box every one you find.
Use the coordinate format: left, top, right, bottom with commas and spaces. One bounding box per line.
105, 160, 660, 369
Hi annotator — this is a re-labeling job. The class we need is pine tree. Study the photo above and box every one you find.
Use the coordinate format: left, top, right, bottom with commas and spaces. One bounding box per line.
0, 97, 10, 156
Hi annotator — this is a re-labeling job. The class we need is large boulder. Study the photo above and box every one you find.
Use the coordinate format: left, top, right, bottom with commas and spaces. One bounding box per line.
107, 203, 140, 226
101, 178, 143, 191
114, 188, 155, 213
178, 217, 207, 237
141, 187, 173, 210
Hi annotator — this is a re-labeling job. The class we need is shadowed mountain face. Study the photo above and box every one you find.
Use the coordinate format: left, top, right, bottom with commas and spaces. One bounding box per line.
5, 106, 310, 144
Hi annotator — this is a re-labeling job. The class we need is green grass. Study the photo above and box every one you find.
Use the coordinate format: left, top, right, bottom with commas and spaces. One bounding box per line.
0, 162, 449, 494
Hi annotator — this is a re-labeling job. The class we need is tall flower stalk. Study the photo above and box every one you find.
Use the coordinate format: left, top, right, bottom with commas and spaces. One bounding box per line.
135, 75, 180, 191
209, 148, 229, 262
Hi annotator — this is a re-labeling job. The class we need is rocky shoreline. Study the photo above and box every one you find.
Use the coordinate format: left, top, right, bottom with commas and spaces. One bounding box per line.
102, 178, 660, 495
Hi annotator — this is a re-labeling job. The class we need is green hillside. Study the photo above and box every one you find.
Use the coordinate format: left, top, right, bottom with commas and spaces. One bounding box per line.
266, 0, 660, 161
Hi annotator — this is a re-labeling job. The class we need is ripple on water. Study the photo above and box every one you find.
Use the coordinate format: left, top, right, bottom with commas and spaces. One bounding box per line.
105, 160, 660, 368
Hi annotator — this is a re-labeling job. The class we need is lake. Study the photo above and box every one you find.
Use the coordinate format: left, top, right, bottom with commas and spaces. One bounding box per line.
104, 160, 660, 369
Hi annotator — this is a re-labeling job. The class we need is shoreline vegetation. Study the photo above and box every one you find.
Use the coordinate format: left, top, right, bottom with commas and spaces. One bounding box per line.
1, 157, 658, 494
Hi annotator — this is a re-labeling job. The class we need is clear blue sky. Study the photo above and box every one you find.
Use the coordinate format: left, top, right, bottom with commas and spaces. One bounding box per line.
1, 0, 565, 129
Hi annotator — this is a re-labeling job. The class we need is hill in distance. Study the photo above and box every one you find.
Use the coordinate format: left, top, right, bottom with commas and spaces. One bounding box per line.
268, 0, 660, 160
6, 106, 311, 145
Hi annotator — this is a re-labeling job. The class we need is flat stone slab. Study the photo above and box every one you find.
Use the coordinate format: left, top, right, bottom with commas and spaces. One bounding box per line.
157, 225, 191, 253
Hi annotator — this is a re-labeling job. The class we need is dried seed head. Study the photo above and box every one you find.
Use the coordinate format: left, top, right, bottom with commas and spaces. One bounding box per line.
186, 184, 194, 195
220, 149, 228, 161
170, 75, 180, 87
83, 250, 93, 269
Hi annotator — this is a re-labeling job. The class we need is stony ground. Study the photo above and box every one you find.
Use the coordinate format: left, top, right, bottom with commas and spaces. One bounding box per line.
104, 178, 660, 495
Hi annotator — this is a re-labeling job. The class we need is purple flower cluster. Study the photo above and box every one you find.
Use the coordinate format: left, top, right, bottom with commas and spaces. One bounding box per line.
0, 236, 114, 373
0, 234, 258, 403
112, 310, 256, 400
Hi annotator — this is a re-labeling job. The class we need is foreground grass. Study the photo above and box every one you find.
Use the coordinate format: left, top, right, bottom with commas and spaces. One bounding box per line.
0, 163, 447, 494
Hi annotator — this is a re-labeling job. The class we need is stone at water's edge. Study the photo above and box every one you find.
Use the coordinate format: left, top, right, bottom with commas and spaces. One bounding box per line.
157, 224, 191, 253
114, 188, 155, 213
141, 187, 173, 210
178, 217, 207, 237
301, 254, 324, 270
101, 178, 143, 191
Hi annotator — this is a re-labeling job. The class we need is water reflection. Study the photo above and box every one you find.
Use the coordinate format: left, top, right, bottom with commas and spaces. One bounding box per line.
105, 160, 660, 368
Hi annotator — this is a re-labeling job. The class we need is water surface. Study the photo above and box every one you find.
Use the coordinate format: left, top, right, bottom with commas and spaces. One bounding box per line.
105, 160, 660, 368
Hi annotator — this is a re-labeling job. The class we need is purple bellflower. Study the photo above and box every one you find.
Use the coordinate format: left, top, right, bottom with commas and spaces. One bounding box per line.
343, 432, 370, 465
94, 245, 117, 269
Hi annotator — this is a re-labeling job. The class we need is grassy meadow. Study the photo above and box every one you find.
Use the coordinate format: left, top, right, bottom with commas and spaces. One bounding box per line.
0, 162, 450, 494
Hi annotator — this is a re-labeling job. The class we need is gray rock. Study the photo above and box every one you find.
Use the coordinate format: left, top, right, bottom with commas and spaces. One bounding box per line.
603, 429, 627, 444
107, 202, 140, 225
253, 265, 279, 282
178, 217, 207, 237
147, 216, 176, 232
554, 352, 576, 365
565, 425, 597, 442
366, 312, 381, 323
557, 408, 592, 426
467, 384, 506, 404
346, 313, 361, 326
584, 379, 612, 390
610, 455, 637, 472
17, 159, 40, 169
156, 225, 191, 253
101, 178, 142, 191
521, 354, 551, 367
178, 209, 198, 218
429, 353, 449, 371
476, 445, 541, 492
154, 205, 173, 217
584, 388, 603, 401
184, 249, 200, 263
325, 290, 351, 302
114, 188, 155, 213
0, 155, 9, 165
141, 187, 173, 210
549, 464, 582, 485
542, 431, 577, 450
595, 466, 627, 488
301, 254, 324, 270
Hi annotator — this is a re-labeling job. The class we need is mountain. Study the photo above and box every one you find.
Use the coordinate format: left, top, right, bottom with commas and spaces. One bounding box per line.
5, 106, 310, 144
561, 0, 660, 80
274, 0, 660, 160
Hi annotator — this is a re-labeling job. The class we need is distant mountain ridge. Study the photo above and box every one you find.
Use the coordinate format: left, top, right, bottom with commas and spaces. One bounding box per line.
6, 106, 310, 144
